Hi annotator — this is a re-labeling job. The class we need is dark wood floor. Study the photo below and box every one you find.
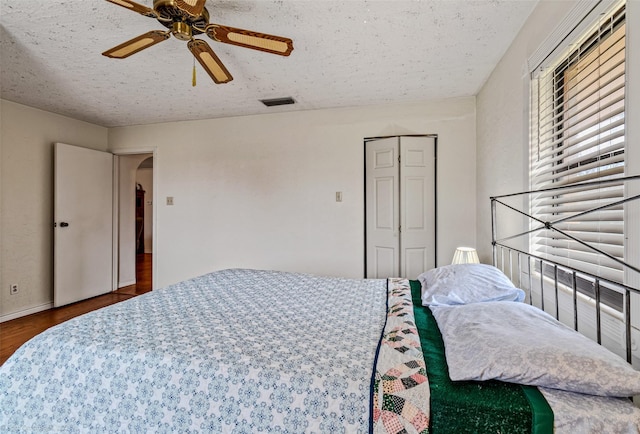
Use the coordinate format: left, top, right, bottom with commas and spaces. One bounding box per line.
0, 254, 152, 366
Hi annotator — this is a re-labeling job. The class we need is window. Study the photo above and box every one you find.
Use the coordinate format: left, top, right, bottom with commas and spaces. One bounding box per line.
529, 3, 626, 307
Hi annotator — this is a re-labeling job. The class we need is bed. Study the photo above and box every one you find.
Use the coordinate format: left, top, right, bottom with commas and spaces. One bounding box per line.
1, 265, 640, 433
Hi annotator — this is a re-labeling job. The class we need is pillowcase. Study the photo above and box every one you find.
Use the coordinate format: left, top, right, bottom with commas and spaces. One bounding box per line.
430, 301, 640, 397
418, 263, 524, 306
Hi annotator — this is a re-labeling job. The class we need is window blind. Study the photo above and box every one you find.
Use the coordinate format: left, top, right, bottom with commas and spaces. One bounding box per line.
530, 4, 626, 285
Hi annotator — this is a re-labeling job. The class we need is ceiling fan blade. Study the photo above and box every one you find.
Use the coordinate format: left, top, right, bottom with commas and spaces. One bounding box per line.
175, 0, 206, 17
105, 0, 158, 18
188, 39, 233, 84
206, 24, 293, 56
102, 30, 170, 59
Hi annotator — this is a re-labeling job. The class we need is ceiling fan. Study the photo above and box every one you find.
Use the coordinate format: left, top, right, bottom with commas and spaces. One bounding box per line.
102, 0, 294, 84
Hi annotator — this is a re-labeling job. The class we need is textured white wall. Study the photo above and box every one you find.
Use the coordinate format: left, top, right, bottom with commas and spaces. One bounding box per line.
109, 98, 477, 287
0, 100, 108, 320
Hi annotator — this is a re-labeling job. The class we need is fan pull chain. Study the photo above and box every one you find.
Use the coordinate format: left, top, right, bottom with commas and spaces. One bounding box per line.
192, 56, 196, 87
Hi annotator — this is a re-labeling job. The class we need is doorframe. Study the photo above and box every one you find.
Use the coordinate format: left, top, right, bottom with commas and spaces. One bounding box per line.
111, 147, 158, 291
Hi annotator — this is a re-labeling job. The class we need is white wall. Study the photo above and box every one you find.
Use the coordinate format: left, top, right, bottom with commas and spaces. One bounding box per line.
0, 100, 108, 320
0, 97, 474, 320
109, 97, 477, 287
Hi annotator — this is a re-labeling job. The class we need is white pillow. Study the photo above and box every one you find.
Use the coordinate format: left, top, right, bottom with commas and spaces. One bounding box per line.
418, 263, 524, 306
430, 301, 640, 397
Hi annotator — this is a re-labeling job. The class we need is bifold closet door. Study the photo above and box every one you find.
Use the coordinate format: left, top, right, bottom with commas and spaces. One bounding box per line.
399, 136, 436, 279
365, 136, 436, 279
366, 137, 400, 278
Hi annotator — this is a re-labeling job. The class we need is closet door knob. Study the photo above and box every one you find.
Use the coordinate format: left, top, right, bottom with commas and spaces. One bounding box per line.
60, 222, 70, 227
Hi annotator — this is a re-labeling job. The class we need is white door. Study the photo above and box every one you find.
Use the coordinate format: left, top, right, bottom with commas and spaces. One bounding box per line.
54, 143, 114, 307
366, 137, 400, 278
365, 136, 436, 279
400, 137, 436, 279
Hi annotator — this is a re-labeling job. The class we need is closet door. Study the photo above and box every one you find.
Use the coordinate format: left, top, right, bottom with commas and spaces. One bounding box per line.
365, 137, 400, 278
400, 137, 436, 279
365, 136, 436, 279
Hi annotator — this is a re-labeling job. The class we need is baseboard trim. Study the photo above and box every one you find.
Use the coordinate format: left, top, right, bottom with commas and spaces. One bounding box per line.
1, 302, 53, 323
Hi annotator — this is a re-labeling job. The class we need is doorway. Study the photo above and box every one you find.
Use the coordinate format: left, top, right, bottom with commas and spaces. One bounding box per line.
116, 152, 155, 292
135, 157, 153, 292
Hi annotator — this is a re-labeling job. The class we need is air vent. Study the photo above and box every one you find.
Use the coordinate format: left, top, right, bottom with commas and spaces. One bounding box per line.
260, 97, 295, 107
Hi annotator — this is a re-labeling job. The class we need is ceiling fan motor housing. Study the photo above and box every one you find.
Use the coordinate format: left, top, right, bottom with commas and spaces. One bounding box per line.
153, 0, 209, 37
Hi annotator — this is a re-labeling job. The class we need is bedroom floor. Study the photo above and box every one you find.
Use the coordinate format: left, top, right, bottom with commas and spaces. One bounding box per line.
0, 254, 152, 366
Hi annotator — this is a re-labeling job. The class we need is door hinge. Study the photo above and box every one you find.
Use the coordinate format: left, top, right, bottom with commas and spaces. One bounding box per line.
399, 225, 402, 233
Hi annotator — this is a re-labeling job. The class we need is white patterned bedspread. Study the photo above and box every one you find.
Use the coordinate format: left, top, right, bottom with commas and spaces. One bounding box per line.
0, 269, 388, 433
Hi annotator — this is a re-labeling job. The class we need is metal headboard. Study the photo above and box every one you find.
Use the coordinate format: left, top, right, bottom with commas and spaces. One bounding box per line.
490, 174, 640, 363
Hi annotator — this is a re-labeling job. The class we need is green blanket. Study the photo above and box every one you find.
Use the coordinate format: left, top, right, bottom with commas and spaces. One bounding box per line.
409, 280, 553, 433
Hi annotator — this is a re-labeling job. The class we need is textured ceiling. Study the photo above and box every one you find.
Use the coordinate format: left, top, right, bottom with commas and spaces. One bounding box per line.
0, 0, 537, 127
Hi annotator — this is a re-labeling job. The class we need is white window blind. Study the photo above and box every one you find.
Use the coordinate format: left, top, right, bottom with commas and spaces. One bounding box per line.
530, 3, 626, 285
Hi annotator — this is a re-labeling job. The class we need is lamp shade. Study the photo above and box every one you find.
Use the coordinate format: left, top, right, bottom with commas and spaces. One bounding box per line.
452, 247, 479, 264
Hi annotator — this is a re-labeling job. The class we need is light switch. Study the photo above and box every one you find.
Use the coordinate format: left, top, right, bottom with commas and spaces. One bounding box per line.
166, 196, 174, 206
336, 192, 343, 202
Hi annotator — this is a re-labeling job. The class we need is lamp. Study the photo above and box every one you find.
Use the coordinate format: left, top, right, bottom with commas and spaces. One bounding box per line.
452, 247, 479, 264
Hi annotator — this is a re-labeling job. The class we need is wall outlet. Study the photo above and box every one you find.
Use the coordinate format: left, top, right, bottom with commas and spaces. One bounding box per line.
10, 284, 18, 295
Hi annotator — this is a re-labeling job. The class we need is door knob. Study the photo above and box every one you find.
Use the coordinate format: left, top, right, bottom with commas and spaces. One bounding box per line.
60, 222, 70, 227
